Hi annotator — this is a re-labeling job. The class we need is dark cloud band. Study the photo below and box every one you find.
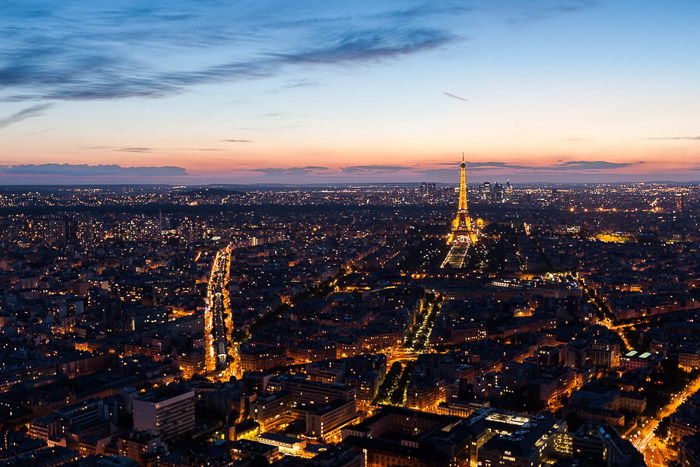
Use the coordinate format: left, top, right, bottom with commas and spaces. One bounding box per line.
1, 163, 187, 176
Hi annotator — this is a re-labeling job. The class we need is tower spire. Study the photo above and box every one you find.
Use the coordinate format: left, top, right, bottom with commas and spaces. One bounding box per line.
442, 154, 478, 267
447, 155, 477, 244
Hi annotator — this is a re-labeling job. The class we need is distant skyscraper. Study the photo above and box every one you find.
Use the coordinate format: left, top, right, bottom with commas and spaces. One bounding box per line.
419, 182, 437, 198
63, 217, 78, 244
505, 180, 513, 196
675, 193, 685, 212
479, 180, 512, 203
479, 182, 491, 201
493, 182, 504, 202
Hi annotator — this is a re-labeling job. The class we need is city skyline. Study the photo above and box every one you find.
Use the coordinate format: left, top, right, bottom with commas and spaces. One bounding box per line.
2, 0, 700, 184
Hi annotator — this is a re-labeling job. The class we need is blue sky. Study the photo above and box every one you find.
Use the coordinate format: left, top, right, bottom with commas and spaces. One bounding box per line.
1, 0, 699, 184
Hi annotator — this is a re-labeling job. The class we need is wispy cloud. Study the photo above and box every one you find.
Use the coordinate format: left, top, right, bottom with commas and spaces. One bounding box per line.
506, 0, 598, 24
282, 78, 321, 89
342, 165, 411, 174
430, 159, 639, 173
437, 161, 533, 170
646, 136, 700, 141
1, 163, 187, 176
443, 91, 469, 102
24, 127, 55, 136
0, 103, 52, 129
0, 1, 593, 102
115, 147, 153, 153
0, 3, 455, 101
89, 145, 224, 153
252, 166, 328, 176
222, 139, 253, 143
555, 160, 637, 170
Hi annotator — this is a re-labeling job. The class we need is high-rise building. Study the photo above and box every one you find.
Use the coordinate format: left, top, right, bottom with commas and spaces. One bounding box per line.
493, 182, 504, 202
479, 182, 491, 200
132, 387, 195, 440
420, 182, 428, 197
419, 182, 437, 199
63, 217, 78, 244
676, 193, 685, 212
480, 180, 512, 203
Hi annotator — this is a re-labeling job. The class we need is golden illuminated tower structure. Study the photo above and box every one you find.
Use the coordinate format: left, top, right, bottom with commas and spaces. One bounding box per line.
447, 155, 477, 244
442, 154, 478, 268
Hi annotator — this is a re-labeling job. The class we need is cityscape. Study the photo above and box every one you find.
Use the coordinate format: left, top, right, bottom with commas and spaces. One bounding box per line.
0, 169, 698, 466
2, 1, 700, 466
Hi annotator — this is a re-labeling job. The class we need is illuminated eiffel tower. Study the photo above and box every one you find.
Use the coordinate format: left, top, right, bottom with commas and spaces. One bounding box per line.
442, 154, 478, 268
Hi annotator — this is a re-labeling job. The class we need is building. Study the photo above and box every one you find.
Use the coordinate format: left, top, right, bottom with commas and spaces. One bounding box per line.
116, 432, 165, 465
342, 406, 472, 466
250, 391, 292, 430
270, 375, 356, 406
435, 399, 487, 418
468, 409, 566, 467
562, 385, 645, 428
679, 432, 700, 466
132, 386, 195, 440
567, 423, 644, 466
675, 192, 685, 212
257, 432, 306, 457
669, 392, 700, 441
479, 182, 492, 201
239, 343, 288, 373
303, 398, 357, 442
406, 378, 447, 411
620, 350, 656, 370
229, 439, 281, 463
590, 342, 620, 368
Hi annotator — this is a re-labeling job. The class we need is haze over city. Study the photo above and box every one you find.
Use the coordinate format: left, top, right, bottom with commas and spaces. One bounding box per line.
2, 0, 699, 184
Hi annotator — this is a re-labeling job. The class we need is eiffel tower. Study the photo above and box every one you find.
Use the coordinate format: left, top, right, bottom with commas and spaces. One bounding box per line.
442, 154, 478, 268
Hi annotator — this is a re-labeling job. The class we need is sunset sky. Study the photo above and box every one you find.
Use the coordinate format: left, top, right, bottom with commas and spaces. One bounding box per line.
1, 0, 699, 184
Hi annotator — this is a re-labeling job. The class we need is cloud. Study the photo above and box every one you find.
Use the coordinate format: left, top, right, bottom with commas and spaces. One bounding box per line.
115, 147, 153, 153
1, 163, 187, 176
554, 160, 637, 170
342, 165, 411, 174
0, 103, 52, 129
189, 148, 223, 152
469, 161, 532, 170
430, 159, 640, 173
268, 28, 453, 65
282, 78, 321, 89
261, 112, 291, 118
0, 2, 457, 102
252, 166, 328, 176
506, 0, 598, 23
437, 161, 534, 170
647, 136, 700, 141
222, 139, 253, 143
443, 91, 469, 102
0, 1, 596, 102
24, 127, 55, 136
89, 145, 224, 152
